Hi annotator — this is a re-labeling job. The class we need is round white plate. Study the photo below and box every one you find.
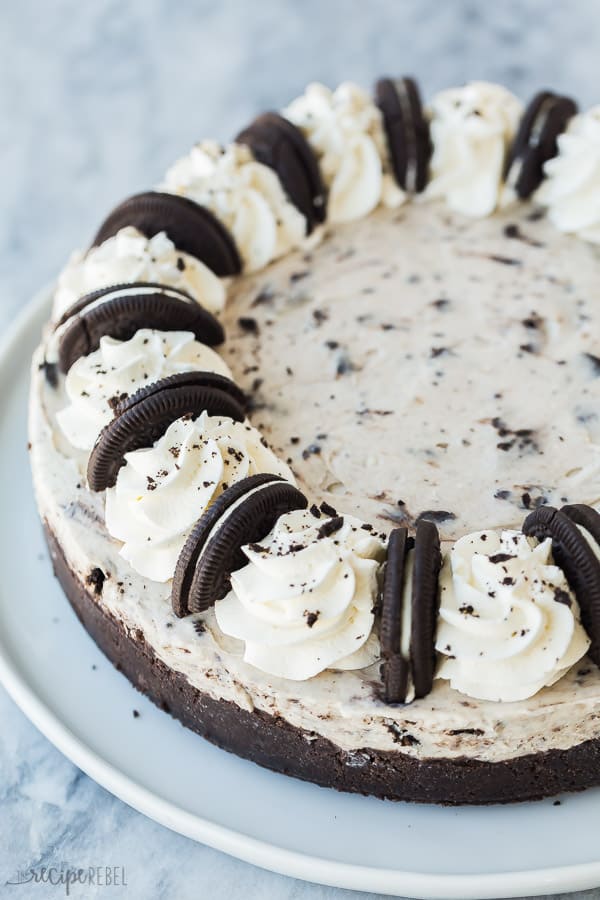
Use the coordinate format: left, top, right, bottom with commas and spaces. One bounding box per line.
2, 290, 600, 900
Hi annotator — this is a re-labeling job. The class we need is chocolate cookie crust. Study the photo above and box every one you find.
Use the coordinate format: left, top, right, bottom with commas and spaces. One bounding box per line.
44, 522, 600, 805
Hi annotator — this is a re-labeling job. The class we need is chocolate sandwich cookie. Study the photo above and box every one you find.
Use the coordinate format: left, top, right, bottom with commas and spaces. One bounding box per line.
92, 192, 241, 276
54, 281, 194, 330
115, 370, 247, 416
235, 112, 326, 231
523, 505, 600, 665
172, 474, 308, 616
379, 527, 413, 703
505, 91, 577, 198
57, 285, 224, 374
375, 77, 431, 193
87, 371, 246, 491
410, 519, 442, 699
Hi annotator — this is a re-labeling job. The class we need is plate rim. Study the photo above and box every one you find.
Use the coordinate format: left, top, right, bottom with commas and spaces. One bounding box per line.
1, 287, 600, 899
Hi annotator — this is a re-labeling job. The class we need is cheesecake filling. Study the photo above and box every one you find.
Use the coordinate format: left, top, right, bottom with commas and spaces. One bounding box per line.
222, 201, 600, 541
215, 507, 384, 680
436, 530, 590, 702
57, 329, 232, 451
104, 412, 293, 582
161, 141, 307, 272
52, 226, 225, 321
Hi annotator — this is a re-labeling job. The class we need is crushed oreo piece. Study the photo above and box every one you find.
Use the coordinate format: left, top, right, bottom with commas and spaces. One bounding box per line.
317, 516, 344, 539
86, 567, 106, 595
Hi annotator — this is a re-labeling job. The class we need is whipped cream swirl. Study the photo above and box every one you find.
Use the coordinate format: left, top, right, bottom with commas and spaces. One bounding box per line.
436, 530, 590, 702
426, 82, 522, 217
104, 413, 293, 582
56, 329, 232, 451
53, 226, 225, 322
536, 106, 600, 242
215, 508, 384, 680
161, 141, 307, 272
284, 82, 404, 224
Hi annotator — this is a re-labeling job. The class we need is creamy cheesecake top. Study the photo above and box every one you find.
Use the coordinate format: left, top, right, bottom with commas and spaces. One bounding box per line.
222, 200, 600, 541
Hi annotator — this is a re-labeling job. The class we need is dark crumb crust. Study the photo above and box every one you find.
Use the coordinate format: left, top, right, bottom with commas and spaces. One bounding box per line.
44, 522, 600, 805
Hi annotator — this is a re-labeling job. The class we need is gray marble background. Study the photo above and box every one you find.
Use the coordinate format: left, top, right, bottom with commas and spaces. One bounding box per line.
2, 0, 600, 897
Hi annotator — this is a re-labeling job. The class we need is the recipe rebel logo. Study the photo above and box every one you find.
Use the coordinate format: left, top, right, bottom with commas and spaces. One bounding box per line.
5, 864, 127, 895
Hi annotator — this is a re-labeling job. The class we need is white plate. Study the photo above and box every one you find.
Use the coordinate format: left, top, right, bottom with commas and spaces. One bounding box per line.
2, 290, 600, 900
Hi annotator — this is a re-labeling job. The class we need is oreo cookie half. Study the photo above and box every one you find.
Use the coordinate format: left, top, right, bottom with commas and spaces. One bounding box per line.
505, 91, 577, 198
379, 527, 413, 703
236, 112, 326, 231
92, 192, 241, 276
523, 505, 600, 665
87, 372, 246, 492
57, 285, 224, 374
410, 519, 442, 699
171, 473, 308, 616
375, 76, 431, 193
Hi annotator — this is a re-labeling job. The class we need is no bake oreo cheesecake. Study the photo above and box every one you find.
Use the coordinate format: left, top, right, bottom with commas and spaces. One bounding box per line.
29, 78, 600, 804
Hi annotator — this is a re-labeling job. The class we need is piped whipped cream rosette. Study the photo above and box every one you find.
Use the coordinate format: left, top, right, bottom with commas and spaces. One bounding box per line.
284, 81, 405, 223
214, 506, 385, 680
426, 81, 523, 217
435, 529, 590, 702
536, 105, 600, 242
160, 140, 307, 272
53, 226, 225, 322
103, 411, 293, 582
56, 329, 233, 451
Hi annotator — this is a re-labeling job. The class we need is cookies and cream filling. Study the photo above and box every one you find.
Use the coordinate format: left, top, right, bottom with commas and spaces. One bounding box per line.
161, 141, 307, 272
426, 81, 523, 217
223, 201, 600, 541
435, 530, 590, 702
57, 329, 232, 451
104, 412, 293, 582
52, 226, 225, 321
536, 105, 600, 242
284, 81, 405, 223
215, 507, 384, 680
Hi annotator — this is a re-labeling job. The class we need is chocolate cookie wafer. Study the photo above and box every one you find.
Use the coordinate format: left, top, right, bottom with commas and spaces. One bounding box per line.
92, 192, 241, 276
375, 77, 431, 193
379, 527, 413, 703
523, 505, 600, 664
410, 519, 442, 698
236, 112, 326, 230
505, 91, 577, 198
172, 474, 308, 616
57, 285, 224, 374
87, 372, 246, 491
562, 503, 600, 544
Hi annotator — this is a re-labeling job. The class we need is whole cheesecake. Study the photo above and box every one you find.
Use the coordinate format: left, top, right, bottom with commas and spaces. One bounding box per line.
29, 78, 600, 804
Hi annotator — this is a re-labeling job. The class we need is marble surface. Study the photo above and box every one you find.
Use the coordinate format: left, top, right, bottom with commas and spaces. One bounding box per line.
2, 0, 600, 897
